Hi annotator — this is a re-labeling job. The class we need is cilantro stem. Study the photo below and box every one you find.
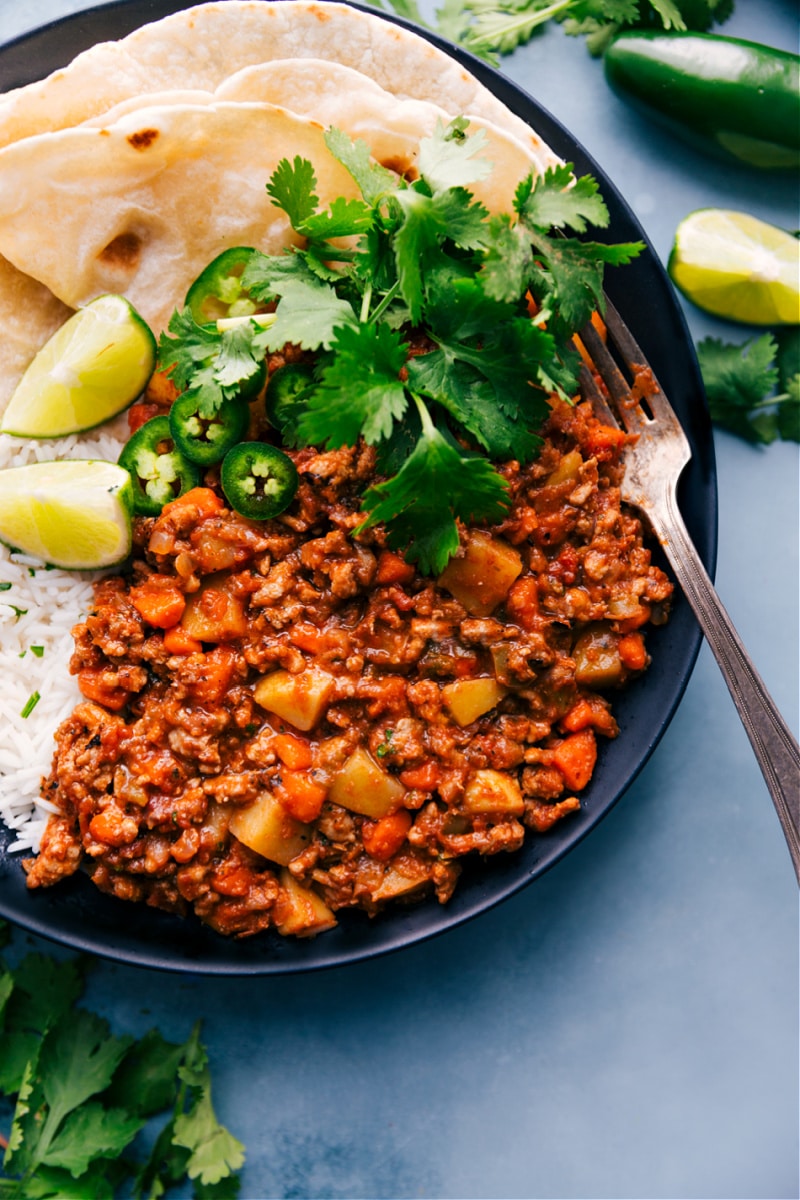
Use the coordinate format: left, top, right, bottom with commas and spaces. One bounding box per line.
360, 283, 373, 324
370, 281, 403, 325
215, 312, 278, 333
467, 0, 574, 49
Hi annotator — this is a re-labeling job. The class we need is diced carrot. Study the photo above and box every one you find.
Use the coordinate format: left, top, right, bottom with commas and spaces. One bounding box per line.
89, 807, 139, 847
505, 576, 540, 630
279, 771, 328, 823
552, 729, 597, 792
399, 760, 441, 791
188, 645, 237, 704
560, 699, 595, 733
127, 401, 163, 434
586, 422, 629, 459
616, 606, 652, 633
287, 622, 324, 653
162, 487, 223, 522
144, 365, 179, 407
362, 809, 413, 862
163, 625, 203, 656
78, 669, 129, 711
130, 583, 186, 629
273, 733, 313, 771
560, 696, 617, 737
618, 631, 648, 671
376, 550, 416, 585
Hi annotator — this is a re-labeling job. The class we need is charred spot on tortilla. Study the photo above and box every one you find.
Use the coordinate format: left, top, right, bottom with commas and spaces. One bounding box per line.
97, 231, 142, 272
127, 128, 159, 150
380, 155, 419, 181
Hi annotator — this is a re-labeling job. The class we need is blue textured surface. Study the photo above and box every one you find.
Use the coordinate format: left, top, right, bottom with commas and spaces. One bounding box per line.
0, 2, 798, 1197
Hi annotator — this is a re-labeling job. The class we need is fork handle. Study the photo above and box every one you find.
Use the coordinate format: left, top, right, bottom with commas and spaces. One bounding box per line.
652, 488, 800, 883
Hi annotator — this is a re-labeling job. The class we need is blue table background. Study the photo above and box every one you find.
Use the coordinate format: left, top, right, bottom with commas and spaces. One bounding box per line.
0, 1, 797, 1197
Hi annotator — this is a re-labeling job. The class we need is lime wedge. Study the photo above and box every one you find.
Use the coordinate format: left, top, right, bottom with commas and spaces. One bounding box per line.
1, 294, 156, 438
668, 209, 800, 325
0, 459, 133, 569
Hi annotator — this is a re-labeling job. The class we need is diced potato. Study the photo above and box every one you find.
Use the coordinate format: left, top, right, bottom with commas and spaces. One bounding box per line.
180, 573, 247, 642
328, 745, 406, 819
438, 531, 522, 617
462, 768, 525, 815
274, 869, 337, 938
442, 676, 506, 726
253, 667, 335, 732
573, 625, 622, 689
228, 792, 311, 865
370, 852, 431, 902
546, 448, 582, 488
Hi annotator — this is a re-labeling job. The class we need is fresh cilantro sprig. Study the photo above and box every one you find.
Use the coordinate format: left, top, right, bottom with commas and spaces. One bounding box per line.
372, 0, 734, 60
697, 327, 800, 444
157, 308, 272, 419
0, 948, 244, 1199
158, 121, 641, 573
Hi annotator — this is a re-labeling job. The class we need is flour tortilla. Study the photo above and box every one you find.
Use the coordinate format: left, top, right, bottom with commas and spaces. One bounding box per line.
0, 102, 363, 335
0, 1, 559, 172
82, 58, 540, 212
0, 259, 73, 416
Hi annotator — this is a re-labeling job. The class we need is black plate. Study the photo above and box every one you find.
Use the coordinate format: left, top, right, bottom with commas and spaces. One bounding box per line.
0, 0, 716, 974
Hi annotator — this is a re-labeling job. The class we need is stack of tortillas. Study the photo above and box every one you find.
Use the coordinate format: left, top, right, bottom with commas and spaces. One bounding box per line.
0, 0, 561, 413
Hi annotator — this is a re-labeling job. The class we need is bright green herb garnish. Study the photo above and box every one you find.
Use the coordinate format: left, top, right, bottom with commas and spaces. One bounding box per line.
19, 692, 40, 718
374, 0, 734, 60
697, 328, 800, 445
0, 947, 244, 1198
158, 122, 642, 573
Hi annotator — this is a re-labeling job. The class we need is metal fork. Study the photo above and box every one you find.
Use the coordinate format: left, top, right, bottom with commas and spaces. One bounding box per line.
578, 297, 800, 883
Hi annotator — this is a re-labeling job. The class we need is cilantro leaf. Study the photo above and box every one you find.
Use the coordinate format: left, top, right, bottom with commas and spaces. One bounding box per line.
298, 322, 409, 446
417, 118, 493, 192
516, 163, 610, 233
172, 1025, 245, 1188
529, 232, 643, 331
408, 354, 543, 460
0, 952, 244, 1199
479, 214, 534, 302
259, 277, 357, 352
697, 333, 800, 445
266, 155, 319, 227
0, 955, 82, 1095
360, 398, 511, 574
437, 0, 734, 58
158, 309, 267, 416
324, 127, 400, 206
105, 1029, 187, 1119
391, 185, 488, 322
40, 1102, 143, 1177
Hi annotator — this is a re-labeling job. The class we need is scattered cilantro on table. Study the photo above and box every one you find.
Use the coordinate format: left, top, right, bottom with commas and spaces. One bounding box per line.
696, 327, 800, 445
368, 0, 734, 60
0, 940, 244, 1199
157, 120, 642, 575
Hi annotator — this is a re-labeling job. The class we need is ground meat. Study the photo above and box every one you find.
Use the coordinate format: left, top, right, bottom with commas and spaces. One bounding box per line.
26, 399, 672, 939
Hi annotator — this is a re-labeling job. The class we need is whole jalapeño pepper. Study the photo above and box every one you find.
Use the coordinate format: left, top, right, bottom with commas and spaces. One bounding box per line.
604, 32, 800, 171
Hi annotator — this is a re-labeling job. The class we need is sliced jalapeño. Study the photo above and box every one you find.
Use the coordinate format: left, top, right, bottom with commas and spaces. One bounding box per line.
220, 442, 298, 520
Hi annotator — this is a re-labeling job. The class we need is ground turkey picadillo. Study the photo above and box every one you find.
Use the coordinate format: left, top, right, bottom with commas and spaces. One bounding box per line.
25, 394, 672, 938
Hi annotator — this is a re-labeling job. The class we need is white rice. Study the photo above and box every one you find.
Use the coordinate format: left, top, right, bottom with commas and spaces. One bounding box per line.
0, 414, 129, 852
